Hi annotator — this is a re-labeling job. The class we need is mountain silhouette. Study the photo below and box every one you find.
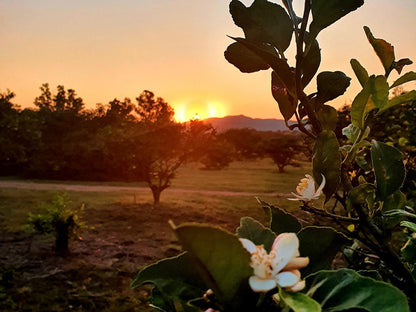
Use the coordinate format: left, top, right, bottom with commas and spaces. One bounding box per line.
203, 115, 292, 132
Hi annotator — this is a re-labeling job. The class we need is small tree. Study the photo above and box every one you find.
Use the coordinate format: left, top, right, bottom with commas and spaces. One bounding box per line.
25, 193, 85, 256
263, 132, 303, 173
135, 90, 187, 205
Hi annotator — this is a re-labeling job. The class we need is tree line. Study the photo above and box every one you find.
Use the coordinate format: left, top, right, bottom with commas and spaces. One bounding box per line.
2, 84, 413, 204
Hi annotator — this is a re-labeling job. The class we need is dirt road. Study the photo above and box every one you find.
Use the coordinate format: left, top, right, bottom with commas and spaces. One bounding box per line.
0, 180, 288, 197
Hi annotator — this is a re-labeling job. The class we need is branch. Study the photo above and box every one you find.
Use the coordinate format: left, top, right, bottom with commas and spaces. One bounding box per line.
300, 204, 359, 223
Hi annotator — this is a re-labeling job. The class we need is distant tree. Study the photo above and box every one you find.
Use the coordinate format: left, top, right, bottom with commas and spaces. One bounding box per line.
34, 83, 53, 111
263, 133, 303, 173
134, 90, 187, 205
0, 90, 22, 174
135, 90, 174, 124
221, 128, 263, 159
187, 119, 233, 170
34, 83, 84, 113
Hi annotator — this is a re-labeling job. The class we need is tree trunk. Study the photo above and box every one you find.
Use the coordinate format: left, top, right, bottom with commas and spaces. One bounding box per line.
151, 187, 161, 206
54, 216, 74, 256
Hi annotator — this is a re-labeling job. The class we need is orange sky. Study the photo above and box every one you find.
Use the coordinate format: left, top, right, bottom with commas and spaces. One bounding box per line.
1, 0, 416, 120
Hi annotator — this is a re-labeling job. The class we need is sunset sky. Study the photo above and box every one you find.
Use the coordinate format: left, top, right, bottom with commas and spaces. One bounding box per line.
1, 0, 416, 120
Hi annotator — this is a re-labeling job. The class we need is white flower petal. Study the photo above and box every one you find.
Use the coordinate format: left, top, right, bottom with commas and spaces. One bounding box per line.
284, 257, 309, 271
275, 271, 300, 287
239, 238, 257, 254
249, 276, 276, 292
287, 280, 306, 292
315, 174, 326, 196
271, 233, 299, 273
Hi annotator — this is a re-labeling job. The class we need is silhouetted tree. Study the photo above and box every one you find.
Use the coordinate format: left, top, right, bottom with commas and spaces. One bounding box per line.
221, 128, 263, 159
263, 133, 303, 173
135, 90, 187, 205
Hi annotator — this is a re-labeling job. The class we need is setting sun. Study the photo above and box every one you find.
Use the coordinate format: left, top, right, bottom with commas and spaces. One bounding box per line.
172, 98, 227, 122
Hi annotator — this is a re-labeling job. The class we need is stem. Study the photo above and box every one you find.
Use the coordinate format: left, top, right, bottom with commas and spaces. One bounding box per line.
300, 204, 359, 223
343, 128, 366, 166
354, 202, 416, 305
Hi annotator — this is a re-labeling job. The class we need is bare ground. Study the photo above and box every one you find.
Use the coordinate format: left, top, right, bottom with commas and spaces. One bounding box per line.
0, 182, 277, 311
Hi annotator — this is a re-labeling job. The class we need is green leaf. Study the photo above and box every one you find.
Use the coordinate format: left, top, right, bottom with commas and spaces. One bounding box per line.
224, 42, 270, 73
236, 217, 276, 252
312, 130, 341, 200
351, 75, 389, 129
393, 58, 413, 74
350, 58, 369, 87
401, 236, 416, 265
342, 123, 370, 143
371, 141, 405, 200
279, 288, 321, 312
229, 0, 293, 53
390, 71, 416, 89
401, 221, 416, 233
306, 269, 410, 312
231, 37, 296, 96
173, 223, 255, 311
379, 209, 416, 230
382, 190, 406, 212
346, 183, 376, 214
298, 227, 350, 276
370, 75, 389, 108
316, 71, 351, 105
378, 90, 416, 113
309, 0, 364, 39
316, 105, 338, 131
302, 33, 321, 88
364, 26, 395, 73
271, 71, 296, 121
258, 198, 302, 235
131, 252, 206, 307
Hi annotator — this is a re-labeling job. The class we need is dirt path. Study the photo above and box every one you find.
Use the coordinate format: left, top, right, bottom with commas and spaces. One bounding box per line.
0, 180, 288, 197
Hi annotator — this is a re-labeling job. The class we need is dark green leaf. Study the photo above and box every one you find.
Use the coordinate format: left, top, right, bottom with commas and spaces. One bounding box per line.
173, 223, 255, 311
371, 141, 405, 200
401, 236, 416, 265
316, 105, 338, 131
316, 71, 351, 105
229, 0, 293, 53
271, 71, 296, 121
298, 226, 350, 276
342, 123, 370, 143
302, 33, 321, 87
382, 190, 406, 212
279, 288, 321, 312
379, 209, 416, 230
224, 42, 270, 73
400, 221, 416, 233
346, 183, 376, 214
258, 198, 302, 235
236, 217, 276, 252
390, 71, 416, 89
131, 252, 206, 307
393, 58, 413, 74
312, 130, 341, 200
364, 26, 395, 73
306, 269, 410, 312
351, 75, 388, 129
309, 0, 364, 39
379, 90, 416, 113
350, 58, 369, 87
231, 37, 296, 96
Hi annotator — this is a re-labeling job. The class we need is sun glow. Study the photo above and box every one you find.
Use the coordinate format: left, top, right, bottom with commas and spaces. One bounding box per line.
173, 98, 227, 122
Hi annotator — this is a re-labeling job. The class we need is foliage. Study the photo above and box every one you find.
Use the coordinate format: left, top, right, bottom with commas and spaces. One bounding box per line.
132, 0, 416, 311
263, 132, 304, 173
24, 193, 86, 255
